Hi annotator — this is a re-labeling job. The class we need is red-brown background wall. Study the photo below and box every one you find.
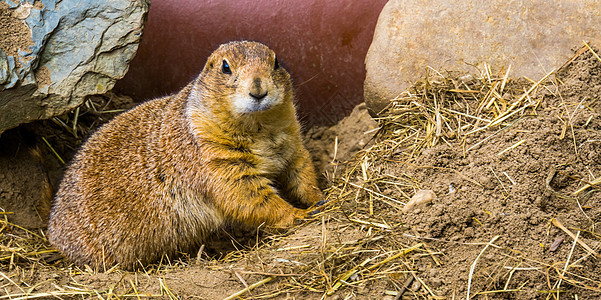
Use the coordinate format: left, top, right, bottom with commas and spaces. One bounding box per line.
115, 0, 388, 126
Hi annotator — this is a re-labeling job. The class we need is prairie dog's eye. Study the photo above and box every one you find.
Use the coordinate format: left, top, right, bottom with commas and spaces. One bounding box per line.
222, 59, 231, 74
274, 57, 279, 70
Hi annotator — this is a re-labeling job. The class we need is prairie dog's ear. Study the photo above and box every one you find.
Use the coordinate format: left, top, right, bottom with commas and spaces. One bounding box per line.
204, 55, 218, 72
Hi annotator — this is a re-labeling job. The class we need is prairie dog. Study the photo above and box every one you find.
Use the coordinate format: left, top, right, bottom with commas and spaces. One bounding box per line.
47, 41, 322, 269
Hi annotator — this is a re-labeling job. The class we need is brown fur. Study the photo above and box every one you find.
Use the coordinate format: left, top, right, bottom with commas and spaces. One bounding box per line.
47, 41, 322, 270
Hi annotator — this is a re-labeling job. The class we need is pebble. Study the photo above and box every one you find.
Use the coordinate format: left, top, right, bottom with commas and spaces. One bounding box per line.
403, 190, 436, 213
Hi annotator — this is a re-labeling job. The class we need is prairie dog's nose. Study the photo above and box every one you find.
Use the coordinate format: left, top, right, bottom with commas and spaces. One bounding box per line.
249, 78, 267, 101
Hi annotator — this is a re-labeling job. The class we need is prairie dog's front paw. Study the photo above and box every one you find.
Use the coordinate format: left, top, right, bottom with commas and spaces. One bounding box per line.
302, 185, 323, 207
306, 199, 329, 217
273, 208, 307, 227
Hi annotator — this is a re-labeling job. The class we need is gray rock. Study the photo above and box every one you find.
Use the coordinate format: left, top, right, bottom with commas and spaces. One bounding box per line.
0, 0, 149, 134
364, 0, 601, 116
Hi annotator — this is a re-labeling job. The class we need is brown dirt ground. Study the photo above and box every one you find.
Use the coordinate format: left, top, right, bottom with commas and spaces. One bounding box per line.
0, 46, 600, 299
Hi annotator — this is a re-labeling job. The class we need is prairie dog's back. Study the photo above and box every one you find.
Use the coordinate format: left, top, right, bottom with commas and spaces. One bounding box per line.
48, 41, 322, 270
48, 95, 219, 267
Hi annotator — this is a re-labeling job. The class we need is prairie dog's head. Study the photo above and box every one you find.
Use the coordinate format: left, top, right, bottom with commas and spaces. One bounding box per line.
190, 41, 293, 117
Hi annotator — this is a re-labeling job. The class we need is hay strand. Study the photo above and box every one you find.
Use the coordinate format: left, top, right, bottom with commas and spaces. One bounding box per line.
551, 218, 599, 258
466, 235, 500, 299
224, 276, 275, 300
